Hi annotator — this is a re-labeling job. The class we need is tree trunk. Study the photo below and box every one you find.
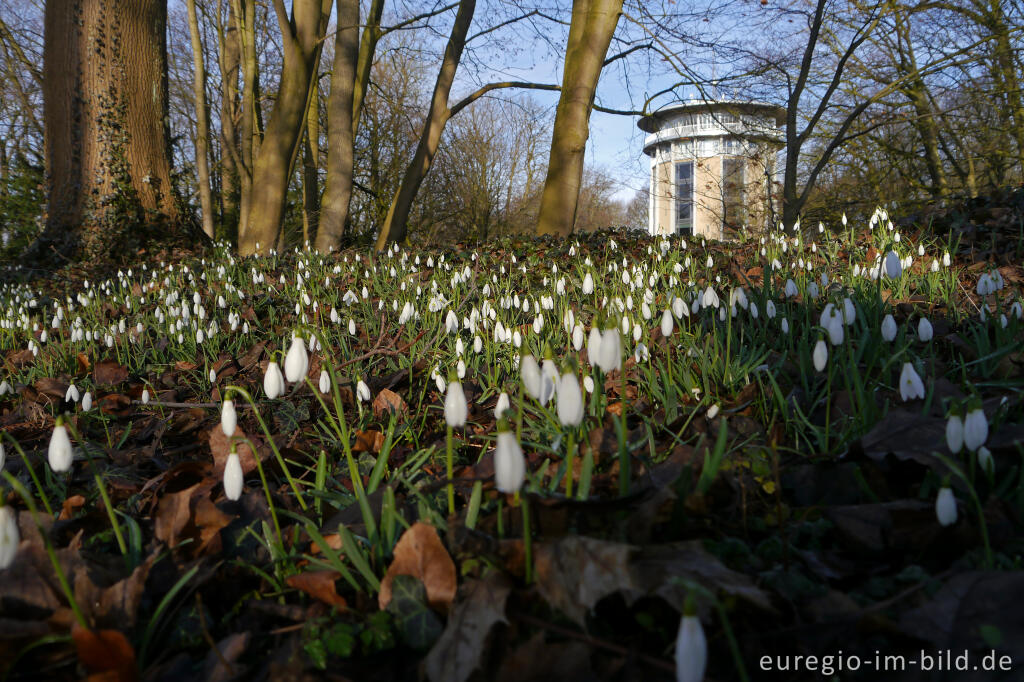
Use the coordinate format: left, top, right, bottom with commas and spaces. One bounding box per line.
316, 0, 360, 252
301, 77, 320, 247
238, 0, 330, 255
535, 0, 622, 237
37, 0, 186, 262
187, 0, 216, 239
352, 0, 385, 136
218, 0, 242, 240
232, 0, 259, 243
374, 0, 476, 251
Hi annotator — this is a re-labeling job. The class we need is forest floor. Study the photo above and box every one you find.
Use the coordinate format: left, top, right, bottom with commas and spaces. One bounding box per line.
2, 192, 1024, 681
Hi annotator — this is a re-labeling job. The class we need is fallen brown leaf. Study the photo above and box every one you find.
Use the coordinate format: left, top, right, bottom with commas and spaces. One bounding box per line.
373, 388, 408, 420
379, 522, 456, 613
94, 359, 129, 385
72, 624, 138, 682
286, 571, 348, 610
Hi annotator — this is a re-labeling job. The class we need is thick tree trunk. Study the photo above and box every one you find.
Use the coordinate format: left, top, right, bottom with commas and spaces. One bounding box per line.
239, 0, 330, 256
353, 0, 385, 136
38, 0, 185, 261
187, 0, 216, 239
316, 0, 360, 252
301, 78, 320, 247
374, 0, 476, 251
218, 0, 242, 239
535, 0, 622, 237
232, 0, 259, 243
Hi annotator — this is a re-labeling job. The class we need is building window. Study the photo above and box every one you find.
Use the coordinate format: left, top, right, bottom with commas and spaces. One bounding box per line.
675, 161, 693, 235
723, 158, 745, 230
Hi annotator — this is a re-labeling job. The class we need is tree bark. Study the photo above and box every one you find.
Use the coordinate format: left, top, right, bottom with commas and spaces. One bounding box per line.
302, 77, 320, 247
218, 0, 242, 239
535, 0, 622, 238
37, 0, 186, 262
232, 0, 259, 243
374, 0, 477, 251
316, 0, 360, 252
238, 0, 331, 255
187, 0, 216, 238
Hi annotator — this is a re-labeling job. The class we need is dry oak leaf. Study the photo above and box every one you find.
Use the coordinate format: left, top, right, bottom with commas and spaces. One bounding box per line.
286, 571, 348, 611
353, 430, 384, 454
379, 522, 457, 613
72, 623, 138, 682
373, 388, 408, 420
534, 536, 635, 627
93, 359, 129, 385
208, 426, 266, 477
424, 573, 512, 682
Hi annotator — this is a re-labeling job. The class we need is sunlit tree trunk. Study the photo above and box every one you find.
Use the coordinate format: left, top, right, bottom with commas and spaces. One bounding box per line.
302, 77, 320, 247
535, 0, 622, 237
218, 0, 241, 240
316, 0, 360, 252
239, 0, 331, 255
374, 0, 476, 251
187, 0, 216, 238
232, 0, 259, 243
37, 0, 185, 262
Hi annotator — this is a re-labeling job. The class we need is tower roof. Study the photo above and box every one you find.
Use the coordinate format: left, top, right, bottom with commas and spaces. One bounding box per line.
637, 99, 786, 133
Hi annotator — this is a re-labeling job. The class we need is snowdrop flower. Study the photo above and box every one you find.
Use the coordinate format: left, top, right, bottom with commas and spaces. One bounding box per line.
319, 370, 330, 394
572, 324, 585, 351
781, 317, 789, 334
583, 375, 594, 393
963, 407, 988, 451
494, 392, 511, 419
0, 506, 18, 569
598, 328, 622, 373
784, 279, 799, 298
582, 272, 594, 295
885, 251, 902, 278
978, 446, 994, 474
945, 413, 963, 453
935, 485, 957, 527
672, 297, 687, 319
661, 309, 674, 337
224, 445, 243, 501
356, 378, 372, 402
706, 404, 720, 420
586, 327, 604, 360
48, 418, 73, 472
81, 392, 92, 411
812, 339, 828, 372
209, 368, 217, 383
842, 297, 855, 325
444, 378, 468, 427
494, 421, 525, 493
216, 399, 236, 439
521, 355, 542, 400
557, 370, 584, 427
141, 389, 150, 404
65, 383, 80, 403
918, 317, 933, 342
675, 599, 707, 682
899, 362, 925, 401
701, 286, 719, 309
0, 380, 11, 396
284, 335, 309, 383
263, 361, 285, 399
881, 314, 897, 342
820, 305, 844, 345
634, 342, 649, 363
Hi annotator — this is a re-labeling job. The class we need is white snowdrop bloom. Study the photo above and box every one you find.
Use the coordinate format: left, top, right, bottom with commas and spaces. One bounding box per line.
494, 427, 525, 494
65, 383, 80, 403
885, 251, 902, 278
572, 324, 585, 351
598, 328, 622, 373
494, 392, 511, 419
899, 362, 925, 401
319, 370, 331, 394
141, 389, 150, 404
765, 300, 776, 319
221, 399, 237, 437
661, 309, 674, 337
675, 609, 707, 682
812, 339, 828, 372
918, 317, 933, 342
807, 281, 820, 300
521, 355, 543, 400
284, 335, 309, 383
583, 375, 595, 393
942, 252, 951, 267
513, 330, 522, 348
48, 421, 73, 472
356, 379, 371, 403
224, 449, 244, 501
780, 317, 789, 334
634, 342, 649, 363
978, 446, 994, 474
434, 372, 446, 394
263, 361, 285, 399
881, 314, 898, 342
841, 298, 856, 325
963, 408, 988, 452
587, 327, 603, 364
209, 367, 217, 383
784, 279, 799, 298
935, 486, 957, 527
820, 305, 844, 345
0, 506, 18, 569
444, 380, 468, 427
945, 414, 963, 453
701, 286, 719, 309
473, 336, 483, 353
81, 392, 92, 411
672, 297, 686, 319
557, 371, 584, 427
930, 259, 940, 273
1011, 302, 1023, 319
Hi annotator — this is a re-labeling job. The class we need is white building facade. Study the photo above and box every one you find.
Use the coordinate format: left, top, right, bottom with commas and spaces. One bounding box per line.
638, 101, 785, 239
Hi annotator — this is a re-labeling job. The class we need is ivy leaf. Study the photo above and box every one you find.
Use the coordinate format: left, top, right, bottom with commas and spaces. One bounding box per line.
385, 575, 443, 651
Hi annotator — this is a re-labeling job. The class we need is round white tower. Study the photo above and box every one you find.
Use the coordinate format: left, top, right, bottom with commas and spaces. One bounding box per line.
638, 100, 785, 239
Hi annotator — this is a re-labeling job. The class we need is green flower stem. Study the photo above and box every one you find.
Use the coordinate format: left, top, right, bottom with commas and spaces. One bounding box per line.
446, 425, 455, 516
240, 436, 284, 546
520, 493, 533, 584
2, 472, 88, 629
564, 429, 576, 498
